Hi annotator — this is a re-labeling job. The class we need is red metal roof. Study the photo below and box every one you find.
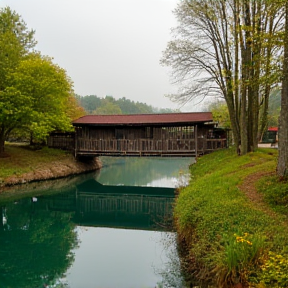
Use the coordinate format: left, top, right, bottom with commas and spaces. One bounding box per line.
268, 127, 278, 132
72, 112, 213, 126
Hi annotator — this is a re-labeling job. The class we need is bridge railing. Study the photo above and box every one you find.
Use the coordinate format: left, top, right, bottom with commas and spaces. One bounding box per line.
75, 138, 227, 156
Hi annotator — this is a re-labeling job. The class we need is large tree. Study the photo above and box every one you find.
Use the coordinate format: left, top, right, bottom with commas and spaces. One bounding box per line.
0, 8, 78, 155
0, 53, 74, 154
161, 0, 284, 155
0, 7, 36, 155
277, 0, 288, 178
7, 54, 74, 142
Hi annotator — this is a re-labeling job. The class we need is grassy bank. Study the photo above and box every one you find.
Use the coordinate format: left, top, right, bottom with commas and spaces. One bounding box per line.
174, 148, 288, 288
0, 143, 68, 178
0, 143, 100, 187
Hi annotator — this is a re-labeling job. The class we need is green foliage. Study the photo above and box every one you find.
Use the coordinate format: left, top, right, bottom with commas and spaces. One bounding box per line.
94, 99, 123, 115
66, 94, 85, 121
0, 7, 36, 91
259, 251, 288, 287
0, 198, 78, 288
116, 96, 153, 114
267, 88, 281, 127
220, 233, 266, 285
0, 8, 79, 153
8, 53, 73, 141
161, 0, 284, 155
174, 148, 288, 287
75, 94, 101, 113
208, 100, 231, 129
257, 175, 288, 215
0, 8, 36, 143
77, 94, 178, 115
0, 87, 33, 126
208, 88, 281, 130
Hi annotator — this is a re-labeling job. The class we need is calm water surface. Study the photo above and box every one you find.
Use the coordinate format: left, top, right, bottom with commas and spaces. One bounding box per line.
0, 157, 194, 288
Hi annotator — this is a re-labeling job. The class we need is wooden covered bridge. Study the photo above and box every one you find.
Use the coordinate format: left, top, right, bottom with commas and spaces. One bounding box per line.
48, 112, 228, 157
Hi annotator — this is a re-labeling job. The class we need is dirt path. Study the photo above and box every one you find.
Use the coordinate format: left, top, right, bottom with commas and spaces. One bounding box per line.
238, 171, 280, 219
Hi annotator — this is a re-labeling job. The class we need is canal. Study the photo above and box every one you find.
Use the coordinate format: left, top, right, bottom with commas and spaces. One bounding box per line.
0, 156, 194, 288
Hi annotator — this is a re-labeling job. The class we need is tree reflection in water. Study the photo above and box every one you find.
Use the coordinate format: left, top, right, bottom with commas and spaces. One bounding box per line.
0, 198, 78, 288
154, 232, 185, 288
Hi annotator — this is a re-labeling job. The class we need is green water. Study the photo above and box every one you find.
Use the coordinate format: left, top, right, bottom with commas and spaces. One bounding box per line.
0, 157, 194, 288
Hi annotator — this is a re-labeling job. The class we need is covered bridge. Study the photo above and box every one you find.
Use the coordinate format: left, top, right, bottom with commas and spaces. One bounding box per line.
67, 112, 227, 157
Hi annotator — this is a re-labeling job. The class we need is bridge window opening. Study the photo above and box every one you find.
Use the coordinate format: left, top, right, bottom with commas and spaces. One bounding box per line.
167, 127, 178, 139
182, 126, 194, 139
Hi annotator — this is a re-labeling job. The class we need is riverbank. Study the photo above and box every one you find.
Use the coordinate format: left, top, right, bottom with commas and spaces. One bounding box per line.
0, 143, 102, 189
175, 148, 288, 288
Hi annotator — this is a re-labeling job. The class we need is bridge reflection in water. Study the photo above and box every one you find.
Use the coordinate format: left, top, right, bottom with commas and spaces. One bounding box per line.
40, 179, 175, 231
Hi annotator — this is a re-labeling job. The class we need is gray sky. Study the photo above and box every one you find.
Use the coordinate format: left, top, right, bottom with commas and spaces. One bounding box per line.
0, 0, 193, 110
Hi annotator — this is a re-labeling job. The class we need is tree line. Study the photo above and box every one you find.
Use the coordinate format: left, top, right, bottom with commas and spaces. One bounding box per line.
76, 94, 178, 115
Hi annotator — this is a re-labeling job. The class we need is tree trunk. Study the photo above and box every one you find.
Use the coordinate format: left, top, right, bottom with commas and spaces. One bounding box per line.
250, 1, 262, 151
0, 129, 5, 158
233, 0, 241, 152
30, 132, 34, 146
259, 12, 274, 142
277, 0, 288, 178
240, 86, 248, 155
259, 85, 270, 141
226, 92, 240, 152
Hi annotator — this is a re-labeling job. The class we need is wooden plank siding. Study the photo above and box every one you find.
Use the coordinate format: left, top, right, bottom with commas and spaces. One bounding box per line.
47, 132, 75, 150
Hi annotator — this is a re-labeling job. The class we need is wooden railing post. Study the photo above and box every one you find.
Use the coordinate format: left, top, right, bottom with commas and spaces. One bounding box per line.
203, 135, 207, 154
195, 125, 198, 157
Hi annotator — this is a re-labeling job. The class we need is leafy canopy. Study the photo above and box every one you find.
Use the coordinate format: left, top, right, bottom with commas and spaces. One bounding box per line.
2, 53, 74, 141
0, 7, 83, 152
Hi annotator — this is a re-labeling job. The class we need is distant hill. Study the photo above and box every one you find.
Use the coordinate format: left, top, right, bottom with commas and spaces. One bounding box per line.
75, 95, 179, 115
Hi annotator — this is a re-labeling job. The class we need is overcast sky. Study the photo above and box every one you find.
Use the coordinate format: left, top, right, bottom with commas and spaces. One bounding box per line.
0, 0, 200, 111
